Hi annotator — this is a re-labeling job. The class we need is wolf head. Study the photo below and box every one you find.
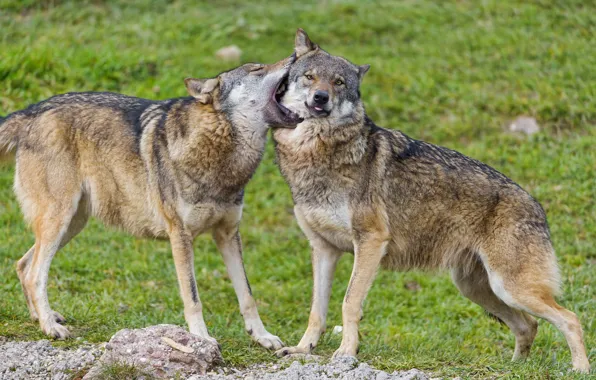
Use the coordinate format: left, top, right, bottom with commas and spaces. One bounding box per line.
279, 29, 369, 126
185, 54, 303, 130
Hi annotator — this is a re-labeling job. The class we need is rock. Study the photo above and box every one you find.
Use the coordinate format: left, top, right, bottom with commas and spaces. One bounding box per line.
215, 45, 242, 62
0, 340, 102, 380
117, 303, 129, 313
197, 356, 430, 379
279, 353, 324, 364
83, 324, 221, 379
0, 335, 431, 380
332, 325, 343, 334
509, 116, 540, 135
404, 280, 421, 292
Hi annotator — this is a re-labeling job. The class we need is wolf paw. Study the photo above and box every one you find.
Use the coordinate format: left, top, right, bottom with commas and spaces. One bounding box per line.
275, 345, 311, 357
252, 332, 284, 350
43, 320, 70, 340
29, 309, 39, 321
52, 310, 66, 324
332, 345, 357, 360
35, 310, 66, 323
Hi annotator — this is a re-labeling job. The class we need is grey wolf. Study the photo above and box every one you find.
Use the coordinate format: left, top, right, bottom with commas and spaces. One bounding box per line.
0, 54, 302, 350
272, 29, 590, 373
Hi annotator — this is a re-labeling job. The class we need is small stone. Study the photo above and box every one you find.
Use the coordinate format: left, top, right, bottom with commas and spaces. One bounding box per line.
509, 116, 540, 135
118, 303, 129, 313
215, 45, 242, 62
404, 280, 421, 292
332, 325, 343, 334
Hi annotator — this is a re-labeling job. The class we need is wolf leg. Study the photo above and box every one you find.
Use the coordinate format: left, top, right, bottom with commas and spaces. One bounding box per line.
213, 226, 283, 350
169, 226, 217, 346
333, 234, 387, 359
451, 261, 537, 360
17, 199, 89, 324
25, 195, 84, 339
481, 240, 590, 373
16, 247, 38, 321
275, 224, 342, 357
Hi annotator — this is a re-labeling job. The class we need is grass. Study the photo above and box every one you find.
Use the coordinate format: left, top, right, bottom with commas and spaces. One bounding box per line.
0, 0, 594, 378
94, 361, 156, 380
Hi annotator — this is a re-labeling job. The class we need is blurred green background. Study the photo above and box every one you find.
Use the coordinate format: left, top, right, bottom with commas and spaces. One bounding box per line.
0, 1, 594, 378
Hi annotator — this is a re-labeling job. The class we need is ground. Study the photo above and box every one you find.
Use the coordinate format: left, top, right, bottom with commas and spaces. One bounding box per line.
0, 1, 594, 379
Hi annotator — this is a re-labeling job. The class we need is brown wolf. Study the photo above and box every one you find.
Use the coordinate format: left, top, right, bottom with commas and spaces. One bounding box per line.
0, 54, 302, 350
272, 29, 590, 373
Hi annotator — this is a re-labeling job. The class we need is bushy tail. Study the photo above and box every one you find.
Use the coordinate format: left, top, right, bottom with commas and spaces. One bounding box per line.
0, 113, 22, 162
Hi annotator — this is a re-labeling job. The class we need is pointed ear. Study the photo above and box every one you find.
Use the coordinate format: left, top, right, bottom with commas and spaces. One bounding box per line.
295, 28, 317, 57
358, 64, 370, 83
184, 77, 219, 104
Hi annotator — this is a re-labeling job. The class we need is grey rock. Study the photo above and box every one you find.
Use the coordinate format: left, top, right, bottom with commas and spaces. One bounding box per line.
0, 340, 102, 380
509, 116, 540, 135
215, 45, 242, 62
0, 335, 431, 380
83, 324, 221, 379
198, 357, 430, 379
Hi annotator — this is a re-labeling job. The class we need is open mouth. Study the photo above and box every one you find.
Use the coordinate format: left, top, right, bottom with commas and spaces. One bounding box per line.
270, 74, 303, 127
305, 101, 330, 117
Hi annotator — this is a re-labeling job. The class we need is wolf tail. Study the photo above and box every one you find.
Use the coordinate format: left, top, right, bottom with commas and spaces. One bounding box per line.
0, 112, 22, 162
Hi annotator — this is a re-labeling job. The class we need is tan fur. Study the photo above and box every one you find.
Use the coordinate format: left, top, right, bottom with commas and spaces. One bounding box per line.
274, 29, 590, 373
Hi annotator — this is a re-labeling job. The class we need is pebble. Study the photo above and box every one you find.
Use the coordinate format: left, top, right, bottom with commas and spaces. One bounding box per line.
509, 116, 540, 135
215, 45, 242, 62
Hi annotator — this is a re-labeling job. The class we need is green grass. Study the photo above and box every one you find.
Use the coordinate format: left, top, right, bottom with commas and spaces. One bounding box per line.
1, 1, 594, 378
94, 361, 157, 380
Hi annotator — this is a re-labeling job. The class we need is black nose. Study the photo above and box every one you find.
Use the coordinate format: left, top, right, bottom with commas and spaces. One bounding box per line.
313, 90, 329, 105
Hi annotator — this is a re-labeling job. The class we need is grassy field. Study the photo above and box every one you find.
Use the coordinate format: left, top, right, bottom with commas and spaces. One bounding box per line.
1, 0, 594, 378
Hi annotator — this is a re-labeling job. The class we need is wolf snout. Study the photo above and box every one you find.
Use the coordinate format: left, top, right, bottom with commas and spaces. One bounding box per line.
313, 90, 329, 105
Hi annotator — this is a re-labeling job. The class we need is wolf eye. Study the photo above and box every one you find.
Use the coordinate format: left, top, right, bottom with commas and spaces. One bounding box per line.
250, 65, 264, 72
305, 74, 314, 80
335, 79, 344, 86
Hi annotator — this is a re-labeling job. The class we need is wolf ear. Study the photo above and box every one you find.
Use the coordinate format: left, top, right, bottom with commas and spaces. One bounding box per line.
295, 28, 317, 57
184, 77, 219, 104
358, 64, 370, 83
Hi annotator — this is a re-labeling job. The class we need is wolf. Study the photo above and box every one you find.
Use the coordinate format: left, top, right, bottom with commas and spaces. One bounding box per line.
0, 53, 302, 349
272, 29, 590, 372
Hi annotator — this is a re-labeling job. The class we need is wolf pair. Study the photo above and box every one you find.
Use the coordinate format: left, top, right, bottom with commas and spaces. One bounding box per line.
0, 29, 590, 372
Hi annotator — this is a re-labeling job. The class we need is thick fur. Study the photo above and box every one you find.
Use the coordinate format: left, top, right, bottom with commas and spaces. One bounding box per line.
0, 56, 297, 350
272, 29, 590, 373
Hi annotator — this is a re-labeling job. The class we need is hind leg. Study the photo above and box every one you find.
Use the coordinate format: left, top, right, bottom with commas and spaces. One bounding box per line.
452, 263, 538, 360
16, 197, 89, 322
480, 243, 590, 373
25, 194, 85, 339
16, 195, 89, 325
504, 287, 589, 372
16, 247, 38, 320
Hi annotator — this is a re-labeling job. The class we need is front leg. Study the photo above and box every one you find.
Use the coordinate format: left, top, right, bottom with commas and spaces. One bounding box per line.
276, 243, 342, 357
169, 225, 217, 346
276, 208, 343, 357
333, 232, 388, 359
213, 225, 283, 350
